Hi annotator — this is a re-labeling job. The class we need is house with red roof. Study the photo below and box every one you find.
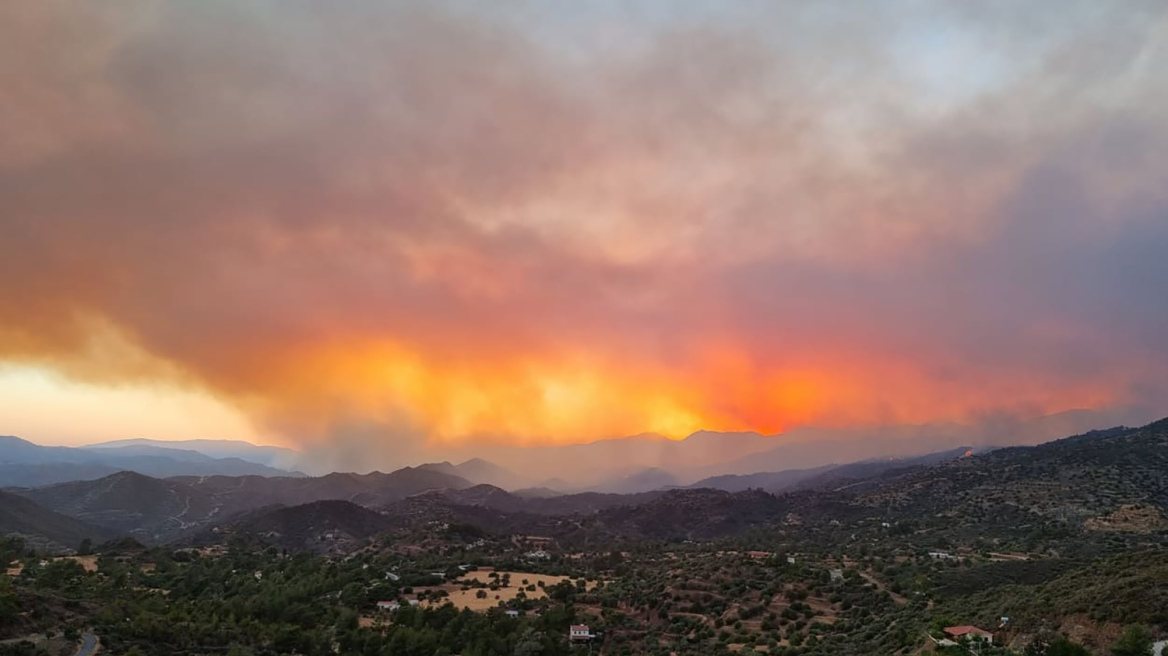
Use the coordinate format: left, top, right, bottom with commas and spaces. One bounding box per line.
943, 625, 993, 644
569, 624, 593, 641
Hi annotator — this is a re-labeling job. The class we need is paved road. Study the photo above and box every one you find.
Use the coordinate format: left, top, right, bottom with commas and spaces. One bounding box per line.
74, 632, 98, 656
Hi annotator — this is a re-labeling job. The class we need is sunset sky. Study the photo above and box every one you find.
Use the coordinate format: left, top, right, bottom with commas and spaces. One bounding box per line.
2, 1, 1167, 453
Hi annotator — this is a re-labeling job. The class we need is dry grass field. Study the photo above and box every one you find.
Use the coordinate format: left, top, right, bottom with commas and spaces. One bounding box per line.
417, 571, 596, 612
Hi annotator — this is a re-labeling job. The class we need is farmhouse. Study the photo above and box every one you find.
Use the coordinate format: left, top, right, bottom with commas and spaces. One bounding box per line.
943, 626, 993, 643
376, 601, 400, 612
569, 624, 593, 641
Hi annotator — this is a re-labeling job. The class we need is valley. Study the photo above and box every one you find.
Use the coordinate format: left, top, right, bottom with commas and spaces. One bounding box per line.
1, 419, 1166, 654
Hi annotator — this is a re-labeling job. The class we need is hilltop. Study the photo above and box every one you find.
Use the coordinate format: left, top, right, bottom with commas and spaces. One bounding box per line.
0, 489, 109, 553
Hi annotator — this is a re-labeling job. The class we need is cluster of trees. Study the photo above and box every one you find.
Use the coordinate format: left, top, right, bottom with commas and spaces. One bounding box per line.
1, 521, 1166, 656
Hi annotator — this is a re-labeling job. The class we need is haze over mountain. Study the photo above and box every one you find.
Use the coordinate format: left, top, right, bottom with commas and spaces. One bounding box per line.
85, 438, 301, 470
6, 416, 1162, 552
288, 406, 1160, 487
417, 458, 523, 489
0, 435, 300, 487
2, 406, 1154, 493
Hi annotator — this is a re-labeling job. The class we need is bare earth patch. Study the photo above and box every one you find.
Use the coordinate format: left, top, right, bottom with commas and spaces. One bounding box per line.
1084, 504, 1167, 533
55, 555, 99, 572
416, 571, 596, 612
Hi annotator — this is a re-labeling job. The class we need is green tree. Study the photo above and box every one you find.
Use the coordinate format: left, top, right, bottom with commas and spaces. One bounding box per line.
1111, 625, 1153, 656
1047, 638, 1091, 656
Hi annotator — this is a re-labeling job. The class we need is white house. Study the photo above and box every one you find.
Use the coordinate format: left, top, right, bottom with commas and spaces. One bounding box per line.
505, 610, 519, 618
569, 624, 592, 641
376, 601, 400, 612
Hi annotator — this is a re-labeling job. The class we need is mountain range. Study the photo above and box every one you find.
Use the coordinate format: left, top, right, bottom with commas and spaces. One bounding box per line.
86, 437, 300, 469
6, 406, 1151, 492
10, 465, 473, 543
398, 405, 1163, 487
0, 416, 1162, 554
4, 413, 1168, 559
0, 435, 301, 487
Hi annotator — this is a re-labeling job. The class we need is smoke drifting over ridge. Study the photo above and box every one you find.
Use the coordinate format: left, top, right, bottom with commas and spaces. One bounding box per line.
2, 1, 1167, 456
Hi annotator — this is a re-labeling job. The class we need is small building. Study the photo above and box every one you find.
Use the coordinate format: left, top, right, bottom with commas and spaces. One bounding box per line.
525, 549, 552, 561
386, 572, 400, 581
505, 610, 519, 618
569, 624, 592, 641
928, 551, 956, 560
786, 556, 797, 565
829, 569, 844, 581
376, 601, 400, 612
943, 626, 993, 644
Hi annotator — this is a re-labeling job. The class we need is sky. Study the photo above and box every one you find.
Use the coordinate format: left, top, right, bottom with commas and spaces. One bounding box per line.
2, 1, 1167, 455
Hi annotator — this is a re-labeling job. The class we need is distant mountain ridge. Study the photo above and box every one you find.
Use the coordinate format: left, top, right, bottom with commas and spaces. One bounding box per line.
86, 438, 300, 469
685, 446, 987, 494
417, 458, 521, 489
429, 406, 1157, 487
0, 435, 300, 486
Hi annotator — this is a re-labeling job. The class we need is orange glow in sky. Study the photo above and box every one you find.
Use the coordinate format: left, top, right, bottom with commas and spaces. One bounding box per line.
1, 1, 1166, 450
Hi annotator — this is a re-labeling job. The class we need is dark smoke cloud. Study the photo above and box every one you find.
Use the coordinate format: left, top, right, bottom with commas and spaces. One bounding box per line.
1, 1, 1166, 455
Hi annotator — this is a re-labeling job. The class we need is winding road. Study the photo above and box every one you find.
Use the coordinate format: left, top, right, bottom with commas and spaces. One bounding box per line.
74, 632, 98, 656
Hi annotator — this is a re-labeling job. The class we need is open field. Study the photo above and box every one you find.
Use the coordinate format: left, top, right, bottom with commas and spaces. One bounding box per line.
56, 555, 99, 572
418, 571, 595, 612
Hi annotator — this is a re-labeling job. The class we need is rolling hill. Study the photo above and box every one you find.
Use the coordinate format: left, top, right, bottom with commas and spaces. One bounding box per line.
195, 500, 398, 553
14, 471, 220, 543
14, 466, 476, 544
0, 489, 110, 553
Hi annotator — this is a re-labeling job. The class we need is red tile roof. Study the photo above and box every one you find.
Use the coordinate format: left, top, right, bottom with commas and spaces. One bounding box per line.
944, 626, 992, 637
